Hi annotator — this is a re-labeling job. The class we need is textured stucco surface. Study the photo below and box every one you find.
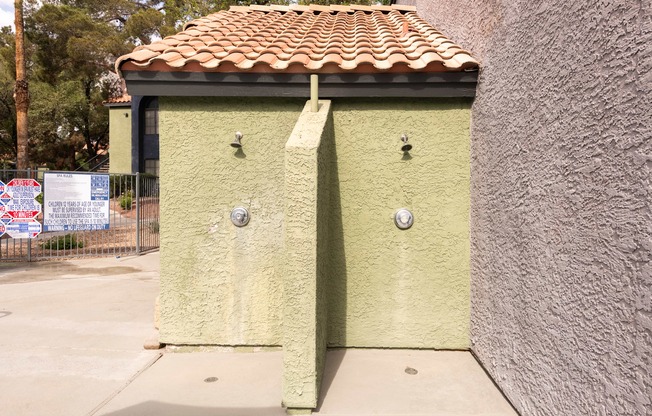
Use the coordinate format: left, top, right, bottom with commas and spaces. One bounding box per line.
328, 99, 471, 349
399, 1, 652, 414
108, 107, 133, 174
158, 97, 303, 346
283, 100, 332, 410
157, 96, 472, 353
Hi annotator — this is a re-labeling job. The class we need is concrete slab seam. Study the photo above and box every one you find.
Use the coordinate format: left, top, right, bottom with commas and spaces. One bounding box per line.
86, 352, 164, 416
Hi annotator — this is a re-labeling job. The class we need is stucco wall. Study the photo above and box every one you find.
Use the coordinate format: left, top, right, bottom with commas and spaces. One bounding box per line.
158, 97, 303, 346
157, 96, 472, 352
283, 100, 333, 410
108, 106, 132, 174
328, 99, 471, 349
399, 1, 652, 414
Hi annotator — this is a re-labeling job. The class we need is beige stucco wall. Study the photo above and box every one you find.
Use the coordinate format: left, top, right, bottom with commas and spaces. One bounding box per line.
283, 100, 333, 410
108, 106, 132, 174
158, 97, 304, 345
328, 99, 472, 349
157, 97, 471, 351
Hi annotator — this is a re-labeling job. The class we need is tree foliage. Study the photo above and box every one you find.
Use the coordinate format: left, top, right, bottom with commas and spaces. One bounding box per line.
1, 0, 388, 170
0, 27, 17, 163
24, 1, 129, 168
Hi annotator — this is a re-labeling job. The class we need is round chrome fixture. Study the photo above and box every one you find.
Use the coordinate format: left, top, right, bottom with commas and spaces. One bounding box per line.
231, 207, 250, 227
231, 132, 243, 148
394, 209, 414, 230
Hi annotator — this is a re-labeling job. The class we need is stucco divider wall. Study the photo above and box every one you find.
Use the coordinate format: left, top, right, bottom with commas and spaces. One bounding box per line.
283, 100, 333, 411
158, 97, 304, 346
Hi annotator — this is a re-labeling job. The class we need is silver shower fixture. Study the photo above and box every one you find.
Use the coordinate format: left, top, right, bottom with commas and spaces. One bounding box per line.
394, 208, 414, 230
400, 134, 412, 152
231, 132, 243, 148
231, 207, 250, 227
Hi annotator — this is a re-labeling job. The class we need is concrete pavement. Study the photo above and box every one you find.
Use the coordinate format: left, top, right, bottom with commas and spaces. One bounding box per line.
0, 253, 518, 416
98, 349, 518, 416
0, 253, 161, 416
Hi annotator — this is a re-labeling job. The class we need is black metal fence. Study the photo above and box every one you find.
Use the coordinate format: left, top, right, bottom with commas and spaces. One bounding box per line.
0, 169, 159, 261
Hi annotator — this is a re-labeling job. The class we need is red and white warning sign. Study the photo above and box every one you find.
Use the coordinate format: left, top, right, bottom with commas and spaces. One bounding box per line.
5, 198, 41, 219
5, 218, 41, 239
2, 178, 42, 239
6, 178, 41, 199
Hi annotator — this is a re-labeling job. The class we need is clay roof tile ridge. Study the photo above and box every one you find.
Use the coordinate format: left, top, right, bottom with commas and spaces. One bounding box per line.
116, 5, 479, 75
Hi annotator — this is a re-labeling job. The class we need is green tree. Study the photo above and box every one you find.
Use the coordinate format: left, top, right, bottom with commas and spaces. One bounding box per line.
0, 27, 17, 163
28, 82, 86, 170
155, 1, 289, 37
25, 1, 130, 168
7, 0, 292, 170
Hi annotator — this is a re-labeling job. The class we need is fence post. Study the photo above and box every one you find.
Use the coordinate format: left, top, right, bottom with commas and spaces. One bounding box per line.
135, 172, 141, 255
27, 168, 32, 262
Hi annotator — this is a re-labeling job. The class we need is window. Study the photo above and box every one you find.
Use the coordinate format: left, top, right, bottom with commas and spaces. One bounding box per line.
145, 159, 159, 177
141, 97, 159, 176
145, 108, 158, 135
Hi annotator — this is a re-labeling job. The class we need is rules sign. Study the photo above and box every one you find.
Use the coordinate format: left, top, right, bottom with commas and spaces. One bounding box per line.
44, 173, 110, 231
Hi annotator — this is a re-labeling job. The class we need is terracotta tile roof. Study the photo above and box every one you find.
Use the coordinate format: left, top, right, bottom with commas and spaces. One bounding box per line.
117, 4, 478, 74
104, 93, 132, 104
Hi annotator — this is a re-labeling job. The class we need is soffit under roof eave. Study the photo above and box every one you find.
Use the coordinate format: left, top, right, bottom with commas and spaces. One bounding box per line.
103, 101, 132, 108
122, 71, 478, 98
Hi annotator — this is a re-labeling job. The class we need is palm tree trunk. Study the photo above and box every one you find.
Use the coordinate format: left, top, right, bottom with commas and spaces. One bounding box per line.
14, 0, 29, 170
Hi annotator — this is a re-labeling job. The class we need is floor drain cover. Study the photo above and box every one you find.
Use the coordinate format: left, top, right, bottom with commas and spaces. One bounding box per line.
204, 377, 219, 383
405, 367, 418, 375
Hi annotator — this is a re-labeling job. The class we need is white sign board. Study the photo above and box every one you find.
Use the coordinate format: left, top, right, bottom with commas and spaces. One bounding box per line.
44, 173, 110, 231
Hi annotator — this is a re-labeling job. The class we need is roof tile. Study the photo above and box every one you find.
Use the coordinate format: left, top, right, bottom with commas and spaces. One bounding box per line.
104, 93, 131, 105
117, 4, 478, 74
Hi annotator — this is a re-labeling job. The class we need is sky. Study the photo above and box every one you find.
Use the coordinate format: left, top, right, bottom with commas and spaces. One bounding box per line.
0, 0, 14, 30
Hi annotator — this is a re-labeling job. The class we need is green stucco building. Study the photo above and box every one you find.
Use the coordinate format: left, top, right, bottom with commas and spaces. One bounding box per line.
105, 95, 133, 174
117, 4, 478, 413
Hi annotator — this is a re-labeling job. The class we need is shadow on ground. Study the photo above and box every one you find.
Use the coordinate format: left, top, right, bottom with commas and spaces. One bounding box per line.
0, 261, 139, 284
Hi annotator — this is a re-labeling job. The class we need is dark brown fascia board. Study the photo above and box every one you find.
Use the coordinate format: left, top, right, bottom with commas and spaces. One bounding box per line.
103, 101, 131, 108
122, 71, 477, 98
